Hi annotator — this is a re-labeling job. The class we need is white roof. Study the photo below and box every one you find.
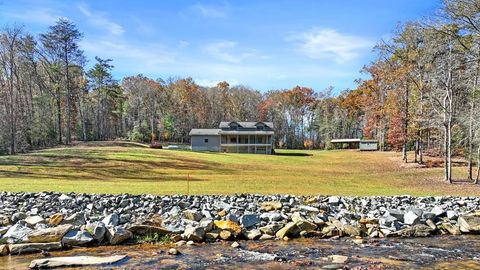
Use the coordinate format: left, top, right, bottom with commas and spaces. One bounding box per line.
189, 129, 221, 136
331, 138, 361, 143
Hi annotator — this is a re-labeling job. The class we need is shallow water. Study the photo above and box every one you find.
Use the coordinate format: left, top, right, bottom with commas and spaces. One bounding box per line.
2, 236, 480, 269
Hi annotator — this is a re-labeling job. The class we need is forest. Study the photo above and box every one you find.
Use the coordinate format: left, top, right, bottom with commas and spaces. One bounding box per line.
0, 0, 479, 183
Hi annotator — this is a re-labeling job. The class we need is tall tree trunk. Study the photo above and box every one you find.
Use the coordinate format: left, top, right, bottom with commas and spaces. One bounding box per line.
64, 49, 72, 144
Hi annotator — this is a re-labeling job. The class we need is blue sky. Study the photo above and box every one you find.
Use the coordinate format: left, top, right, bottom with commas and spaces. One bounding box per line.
0, 0, 440, 92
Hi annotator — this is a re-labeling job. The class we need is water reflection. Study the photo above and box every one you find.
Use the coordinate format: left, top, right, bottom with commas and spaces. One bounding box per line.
1, 235, 480, 269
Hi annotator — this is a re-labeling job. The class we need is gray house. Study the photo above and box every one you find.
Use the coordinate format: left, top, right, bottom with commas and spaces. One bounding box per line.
189, 121, 274, 154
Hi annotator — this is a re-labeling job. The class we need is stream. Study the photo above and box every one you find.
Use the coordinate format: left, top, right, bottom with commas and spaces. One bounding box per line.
2, 235, 480, 269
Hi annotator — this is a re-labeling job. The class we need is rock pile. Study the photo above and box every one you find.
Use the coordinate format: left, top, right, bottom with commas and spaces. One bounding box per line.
1, 192, 480, 256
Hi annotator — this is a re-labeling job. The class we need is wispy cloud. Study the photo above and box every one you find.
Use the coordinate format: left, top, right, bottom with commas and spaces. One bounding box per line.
78, 3, 124, 36
204, 41, 256, 63
288, 28, 373, 64
1, 8, 61, 25
192, 3, 227, 18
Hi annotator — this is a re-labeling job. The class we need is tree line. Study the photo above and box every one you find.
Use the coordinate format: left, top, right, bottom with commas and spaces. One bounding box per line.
0, 0, 479, 183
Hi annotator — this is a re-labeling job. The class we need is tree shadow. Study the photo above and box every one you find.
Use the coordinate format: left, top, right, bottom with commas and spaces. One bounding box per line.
274, 152, 312, 157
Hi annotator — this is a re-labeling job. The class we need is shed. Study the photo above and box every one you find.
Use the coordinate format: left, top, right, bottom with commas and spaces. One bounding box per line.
189, 129, 221, 151
330, 138, 378, 151
359, 140, 378, 151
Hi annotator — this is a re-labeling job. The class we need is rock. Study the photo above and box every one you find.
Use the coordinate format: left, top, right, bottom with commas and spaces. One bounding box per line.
458, 216, 480, 233
1, 223, 33, 244
143, 214, 163, 227
58, 194, 71, 201
11, 212, 27, 223
260, 201, 282, 211
447, 210, 458, 220
168, 248, 179, 255
28, 255, 127, 268
102, 213, 119, 227
298, 205, 319, 213
359, 218, 378, 225
0, 226, 11, 235
186, 240, 195, 246
62, 230, 94, 246
291, 212, 305, 223
175, 240, 186, 247
28, 224, 72, 243
217, 210, 227, 217
0, 215, 10, 226
395, 224, 434, 237
214, 220, 242, 235
422, 212, 435, 220
85, 222, 106, 242
387, 210, 404, 221
404, 211, 420, 225
61, 213, 86, 227
128, 225, 170, 236
327, 196, 340, 206
431, 206, 446, 217
343, 225, 361, 237
48, 214, 64, 226
205, 232, 219, 240
183, 210, 203, 222
276, 222, 300, 239
259, 224, 283, 235
426, 219, 436, 230
25, 216, 45, 227
441, 223, 461, 235
231, 241, 240, 248
182, 226, 205, 242
241, 214, 260, 228
9, 242, 62, 255
295, 220, 317, 232
244, 229, 262, 240
0, 244, 8, 256
219, 230, 232, 240
106, 226, 132, 245
259, 234, 274, 240
328, 255, 348, 264
199, 219, 214, 232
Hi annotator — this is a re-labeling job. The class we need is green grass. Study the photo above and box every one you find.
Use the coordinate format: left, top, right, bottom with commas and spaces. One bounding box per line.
0, 142, 477, 196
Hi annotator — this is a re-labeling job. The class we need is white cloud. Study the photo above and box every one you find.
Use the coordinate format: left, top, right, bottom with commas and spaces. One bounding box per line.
192, 3, 227, 18
179, 40, 190, 49
204, 41, 256, 63
288, 28, 373, 64
2, 8, 61, 25
78, 3, 124, 36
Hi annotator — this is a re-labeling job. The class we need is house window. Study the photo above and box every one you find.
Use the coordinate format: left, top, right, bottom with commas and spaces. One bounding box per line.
204, 138, 209, 143
230, 137, 237, 143
257, 125, 264, 130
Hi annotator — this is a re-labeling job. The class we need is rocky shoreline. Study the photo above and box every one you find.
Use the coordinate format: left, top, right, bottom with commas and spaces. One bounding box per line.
1, 192, 480, 258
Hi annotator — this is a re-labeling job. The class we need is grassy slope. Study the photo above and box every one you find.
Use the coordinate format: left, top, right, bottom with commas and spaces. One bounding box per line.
0, 142, 477, 196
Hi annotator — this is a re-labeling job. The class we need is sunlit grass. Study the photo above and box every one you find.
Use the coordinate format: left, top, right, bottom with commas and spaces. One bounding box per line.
0, 142, 476, 196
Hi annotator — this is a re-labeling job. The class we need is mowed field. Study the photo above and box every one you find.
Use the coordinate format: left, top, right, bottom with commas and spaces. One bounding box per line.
0, 142, 478, 196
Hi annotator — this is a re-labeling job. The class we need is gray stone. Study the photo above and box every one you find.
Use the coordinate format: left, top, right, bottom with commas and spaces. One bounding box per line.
458, 216, 480, 233
431, 206, 446, 217
328, 196, 340, 206
244, 229, 262, 240
183, 210, 203, 222
29, 255, 126, 268
241, 214, 260, 228
102, 213, 119, 227
61, 213, 86, 227
404, 211, 420, 225
1, 223, 33, 244
276, 222, 300, 238
85, 222, 106, 241
182, 226, 205, 242
9, 242, 62, 255
446, 210, 458, 220
106, 226, 132, 245
62, 230, 94, 246
387, 210, 404, 221
25, 216, 45, 227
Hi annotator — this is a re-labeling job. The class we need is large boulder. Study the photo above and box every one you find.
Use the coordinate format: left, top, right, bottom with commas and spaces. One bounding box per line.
62, 230, 94, 246
213, 220, 242, 235
106, 226, 132, 245
276, 222, 301, 238
85, 222, 106, 242
25, 216, 46, 227
1, 223, 33, 244
28, 224, 72, 243
458, 216, 480, 233
9, 242, 62, 255
403, 211, 420, 225
182, 226, 205, 242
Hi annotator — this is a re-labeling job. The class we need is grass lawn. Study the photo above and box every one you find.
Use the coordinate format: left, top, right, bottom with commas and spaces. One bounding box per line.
0, 141, 477, 196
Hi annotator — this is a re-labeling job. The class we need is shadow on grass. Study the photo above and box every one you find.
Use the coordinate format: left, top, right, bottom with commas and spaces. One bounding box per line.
274, 152, 312, 157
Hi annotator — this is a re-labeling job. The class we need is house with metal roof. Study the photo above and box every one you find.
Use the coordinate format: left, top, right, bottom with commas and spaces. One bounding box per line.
330, 138, 378, 151
189, 121, 274, 154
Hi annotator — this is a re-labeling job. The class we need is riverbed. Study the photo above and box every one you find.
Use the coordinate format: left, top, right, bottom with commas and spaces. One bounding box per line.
2, 235, 480, 269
